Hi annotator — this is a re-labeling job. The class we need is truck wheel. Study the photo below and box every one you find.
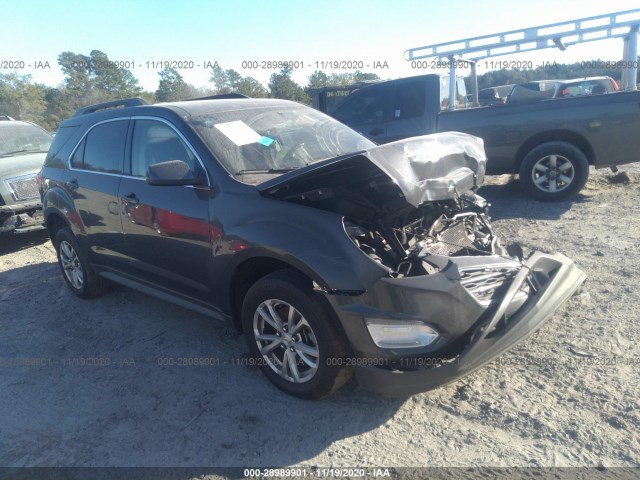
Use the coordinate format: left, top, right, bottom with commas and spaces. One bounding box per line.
241, 270, 352, 399
519, 142, 589, 201
54, 227, 110, 298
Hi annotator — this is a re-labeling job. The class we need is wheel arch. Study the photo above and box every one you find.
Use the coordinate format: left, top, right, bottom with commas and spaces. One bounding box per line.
227, 254, 352, 345
45, 210, 71, 241
228, 256, 314, 333
514, 130, 595, 172
42, 185, 86, 239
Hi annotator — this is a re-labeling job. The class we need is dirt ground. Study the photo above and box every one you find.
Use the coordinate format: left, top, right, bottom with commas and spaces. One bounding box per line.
1, 164, 639, 469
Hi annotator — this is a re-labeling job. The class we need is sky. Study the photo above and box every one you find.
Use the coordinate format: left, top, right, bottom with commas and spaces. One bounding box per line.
3, 0, 640, 92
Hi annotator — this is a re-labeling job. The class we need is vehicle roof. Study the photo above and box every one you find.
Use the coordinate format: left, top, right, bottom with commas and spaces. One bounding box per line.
61, 98, 303, 127
158, 98, 300, 116
342, 74, 445, 90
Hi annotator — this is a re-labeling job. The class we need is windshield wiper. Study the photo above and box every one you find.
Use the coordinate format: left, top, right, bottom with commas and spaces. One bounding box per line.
234, 167, 302, 175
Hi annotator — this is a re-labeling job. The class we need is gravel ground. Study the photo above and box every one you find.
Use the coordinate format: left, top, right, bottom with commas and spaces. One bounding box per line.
0, 164, 639, 469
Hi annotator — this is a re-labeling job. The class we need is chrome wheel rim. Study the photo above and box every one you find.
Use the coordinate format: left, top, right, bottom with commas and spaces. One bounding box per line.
531, 154, 575, 193
253, 299, 319, 383
59, 240, 84, 290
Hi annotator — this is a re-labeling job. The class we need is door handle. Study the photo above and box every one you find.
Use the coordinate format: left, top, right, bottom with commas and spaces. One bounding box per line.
369, 127, 384, 136
120, 193, 139, 206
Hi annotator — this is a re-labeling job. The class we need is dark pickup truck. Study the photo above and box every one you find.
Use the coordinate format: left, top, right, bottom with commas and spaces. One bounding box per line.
328, 74, 640, 200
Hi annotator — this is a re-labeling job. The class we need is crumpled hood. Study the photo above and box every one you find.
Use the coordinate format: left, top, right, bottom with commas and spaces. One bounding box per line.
258, 132, 486, 208
365, 132, 486, 206
0, 152, 47, 179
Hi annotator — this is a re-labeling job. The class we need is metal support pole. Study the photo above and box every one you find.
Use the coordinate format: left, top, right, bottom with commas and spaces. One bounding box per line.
448, 56, 456, 111
627, 25, 638, 91
622, 36, 630, 90
470, 61, 478, 107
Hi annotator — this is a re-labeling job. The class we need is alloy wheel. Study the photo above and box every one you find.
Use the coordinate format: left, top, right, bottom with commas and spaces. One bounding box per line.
253, 299, 320, 383
59, 240, 84, 290
531, 154, 575, 193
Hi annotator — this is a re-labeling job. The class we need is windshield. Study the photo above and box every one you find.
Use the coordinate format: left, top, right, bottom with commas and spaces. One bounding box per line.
0, 123, 52, 156
188, 105, 375, 184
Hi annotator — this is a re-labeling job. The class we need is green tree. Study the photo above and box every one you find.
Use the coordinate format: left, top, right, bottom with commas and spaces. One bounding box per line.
156, 68, 197, 102
89, 50, 142, 98
43, 87, 72, 130
58, 51, 91, 94
268, 65, 310, 103
209, 66, 267, 97
210, 66, 230, 94
234, 77, 268, 97
55, 50, 144, 125
0, 73, 48, 126
306, 70, 380, 89
307, 70, 329, 89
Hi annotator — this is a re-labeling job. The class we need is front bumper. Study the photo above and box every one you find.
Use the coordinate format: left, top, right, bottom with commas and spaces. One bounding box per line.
0, 202, 45, 233
337, 252, 586, 397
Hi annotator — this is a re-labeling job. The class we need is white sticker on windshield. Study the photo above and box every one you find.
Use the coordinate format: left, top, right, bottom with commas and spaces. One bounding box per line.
214, 120, 262, 146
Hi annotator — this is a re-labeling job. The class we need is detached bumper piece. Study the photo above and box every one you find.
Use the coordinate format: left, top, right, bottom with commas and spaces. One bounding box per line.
0, 203, 45, 233
355, 252, 586, 397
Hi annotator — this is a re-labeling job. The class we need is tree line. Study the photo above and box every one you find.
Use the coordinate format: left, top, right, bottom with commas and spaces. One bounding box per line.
0, 49, 635, 131
0, 50, 380, 131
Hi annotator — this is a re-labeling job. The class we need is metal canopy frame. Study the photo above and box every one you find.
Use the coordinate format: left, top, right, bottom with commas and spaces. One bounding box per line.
404, 9, 640, 108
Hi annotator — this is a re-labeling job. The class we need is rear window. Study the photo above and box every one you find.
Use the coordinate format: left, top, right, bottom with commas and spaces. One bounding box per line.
394, 81, 425, 119
332, 85, 393, 125
558, 80, 610, 97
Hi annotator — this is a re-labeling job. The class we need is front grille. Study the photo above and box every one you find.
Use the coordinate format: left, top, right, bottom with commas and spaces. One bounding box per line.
459, 266, 520, 305
6, 175, 39, 201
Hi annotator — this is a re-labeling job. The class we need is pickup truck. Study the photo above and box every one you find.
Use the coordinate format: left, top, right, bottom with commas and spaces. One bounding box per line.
328, 74, 640, 200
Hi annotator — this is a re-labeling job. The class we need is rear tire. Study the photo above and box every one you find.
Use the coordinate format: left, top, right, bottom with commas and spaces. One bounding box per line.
54, 227, 110, 299
241, 270, 351, 399
519, 142, 589, 201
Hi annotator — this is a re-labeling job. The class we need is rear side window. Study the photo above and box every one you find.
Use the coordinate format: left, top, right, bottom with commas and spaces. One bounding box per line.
130, 119, 197, 178
73, 120, 128, 174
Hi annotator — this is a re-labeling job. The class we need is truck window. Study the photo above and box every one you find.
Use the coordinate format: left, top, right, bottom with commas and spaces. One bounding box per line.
332, 85, 393, 125
439, 76, 468, 109
393, 81, 425, 119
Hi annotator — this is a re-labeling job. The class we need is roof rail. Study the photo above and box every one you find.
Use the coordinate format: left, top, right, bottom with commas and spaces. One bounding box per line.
185, 93, 249, 101
73, 98, 149, 117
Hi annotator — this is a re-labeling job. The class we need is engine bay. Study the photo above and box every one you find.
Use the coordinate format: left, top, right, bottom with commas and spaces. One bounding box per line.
344, 193, 504, 277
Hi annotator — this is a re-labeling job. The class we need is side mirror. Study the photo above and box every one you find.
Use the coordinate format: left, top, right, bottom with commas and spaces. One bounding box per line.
146, 160, 204, 186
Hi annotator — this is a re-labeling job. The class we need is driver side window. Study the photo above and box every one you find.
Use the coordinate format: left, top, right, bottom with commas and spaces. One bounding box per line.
130, 119, 198, 178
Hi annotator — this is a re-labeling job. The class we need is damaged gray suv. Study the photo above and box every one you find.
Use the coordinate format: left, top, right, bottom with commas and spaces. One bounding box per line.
40, 97, 586, 398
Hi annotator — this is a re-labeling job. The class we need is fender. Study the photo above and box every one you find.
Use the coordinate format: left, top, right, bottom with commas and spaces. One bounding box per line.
42, 185, 88, 243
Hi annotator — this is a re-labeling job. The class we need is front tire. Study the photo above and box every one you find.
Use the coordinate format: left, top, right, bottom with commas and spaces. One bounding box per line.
241, 270, 351, 399
519, 142, 589, 201
54, 227, 110, 299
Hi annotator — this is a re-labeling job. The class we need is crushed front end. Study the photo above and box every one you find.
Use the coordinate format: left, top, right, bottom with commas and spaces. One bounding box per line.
261, 132, 586, 396
0, 173, 44, 233
326, 245, 585, 397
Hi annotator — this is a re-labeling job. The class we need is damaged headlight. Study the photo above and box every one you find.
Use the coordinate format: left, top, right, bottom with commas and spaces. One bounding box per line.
365, 318, 439, 348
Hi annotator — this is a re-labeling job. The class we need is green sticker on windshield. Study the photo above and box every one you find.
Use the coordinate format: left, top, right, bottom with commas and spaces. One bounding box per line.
258, 136, 274, 146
